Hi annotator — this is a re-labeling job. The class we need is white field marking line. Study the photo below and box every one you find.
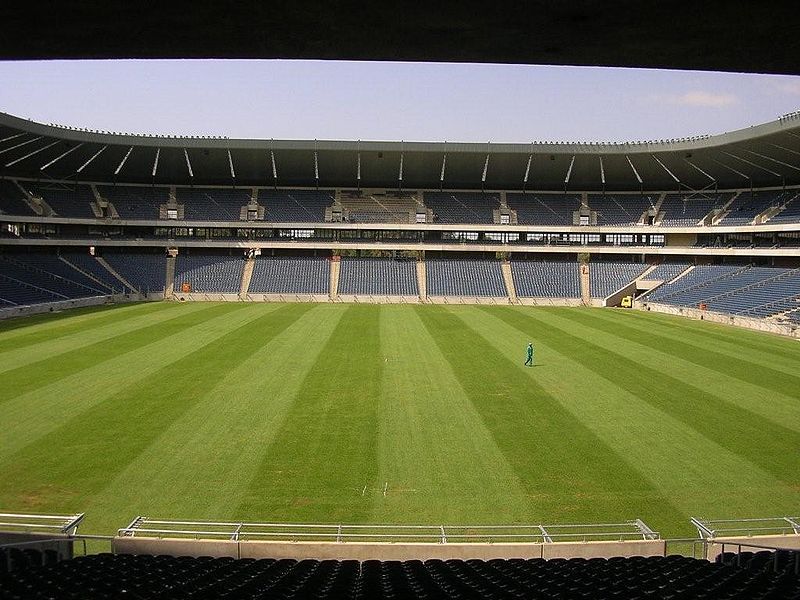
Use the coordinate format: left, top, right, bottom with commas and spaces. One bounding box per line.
361, 485, 367, 497
383, 482, 388, 497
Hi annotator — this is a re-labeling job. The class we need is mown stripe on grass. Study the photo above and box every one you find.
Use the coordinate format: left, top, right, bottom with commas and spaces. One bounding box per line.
82, 304, 342, 534
489, 307, 800, 486
236, 305, 384, 524
623, 308, 800, 362
0, 302, 198, 375
459, 306, 800, 534
371, 305, 534, 524
0, 303, 312, 515
0, 303, 284, 459
417, 305, 685, 526
0, 302, 174, 353
548, 308, 800, 430
588, 308, 800, 376
0, 303, 229, 402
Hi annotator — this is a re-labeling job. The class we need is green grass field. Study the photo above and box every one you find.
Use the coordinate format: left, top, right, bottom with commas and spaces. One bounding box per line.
1, 302, 799, 538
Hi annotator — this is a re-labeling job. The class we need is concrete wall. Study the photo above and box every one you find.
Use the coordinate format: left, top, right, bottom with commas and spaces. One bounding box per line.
111, 536, 664, 561
0, 294, 141, 321
638, 301, 799, 339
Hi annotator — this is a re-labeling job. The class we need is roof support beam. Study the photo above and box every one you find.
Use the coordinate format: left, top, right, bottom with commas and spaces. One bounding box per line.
313, 146, 319, 188
625, 155, 642, 185
0, 132, 26, 144
652, 155, 680, 185
769, 142, 800, 158
439, 150, 447, 190
522, 153, 532, 191
40, 142, 84, 171
227, 149, 236, 181
563, 155, 575, 191
5, 140, 59, 167
721, 151, 781, 178
709, 157, 750, 182
685, 159, 716, 184
76, 145, 107, 173
270, 149, 278, 187
0, 136, 42, 156
183, 148, 193, 178
151, 148, 160, 178
599, 156, 606, 186
356, 151, 361, 189
481, 149, 490, 191
744, 149, 800, 172
115, 146, 134, 176
398, 147, 404, 192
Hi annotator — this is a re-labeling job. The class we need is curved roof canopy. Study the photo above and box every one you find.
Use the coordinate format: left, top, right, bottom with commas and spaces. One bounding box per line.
2, 111, 800, 191
1, 2, 799, 75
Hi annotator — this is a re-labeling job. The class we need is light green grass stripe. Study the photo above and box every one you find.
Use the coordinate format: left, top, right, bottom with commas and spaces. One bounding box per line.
418, 305, 686, 528
549, 309, 800, 430
0, 302, 174, 352
237, 305, 383, 524
372, 305, 533, 525
460, 306, 800, 535
0, 303, 282, 460
492, 307, 800, 487
0, 303, 312, 519
83, 304, 341, 534
0, 301, 213, 376
588, 308, 800, 376
623, 308, 800, 363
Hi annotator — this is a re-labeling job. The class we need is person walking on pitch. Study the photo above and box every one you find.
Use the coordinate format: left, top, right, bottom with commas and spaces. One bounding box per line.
525, 342, 534, 367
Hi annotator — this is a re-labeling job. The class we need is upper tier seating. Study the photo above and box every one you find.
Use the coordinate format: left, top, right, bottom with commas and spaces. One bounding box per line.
177, 188, 251, 221
249, 256, 329, 294
338, 257, 418, 296
98, 186, 168, 220
23, 183, 97, 218
659, 194, 721, 226
0, 180, 36, 216
510, 260, 581, 298
175, 254, 245, 293
1, 551, 798, 600
642, 263, 691, 282
424, 192, 499, 224
589, 195, 656, 226
718, 191, 789, 225
338, 192, 419, 224
769, 191, 800, 223
506, 193, 580, 225
102, 252, 166, 293
589, 261, 650, 298
261, 190, 334, 222
426, 258, 507, 297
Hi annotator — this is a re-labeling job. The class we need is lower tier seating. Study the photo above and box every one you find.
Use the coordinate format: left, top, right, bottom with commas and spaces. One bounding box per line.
426, 258, 507, 297
174, 254, 245, 293
590, 262, 650, 298
1, 551, 798, 600
249, 256, 330, 294
511, 260, 581, 298
338, 258, 418, 296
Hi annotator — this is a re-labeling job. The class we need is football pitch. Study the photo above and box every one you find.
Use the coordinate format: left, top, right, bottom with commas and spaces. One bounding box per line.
0, 301, 798, 539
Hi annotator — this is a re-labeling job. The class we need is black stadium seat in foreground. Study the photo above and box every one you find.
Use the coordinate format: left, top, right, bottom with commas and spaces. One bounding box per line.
1, 552, 799, 599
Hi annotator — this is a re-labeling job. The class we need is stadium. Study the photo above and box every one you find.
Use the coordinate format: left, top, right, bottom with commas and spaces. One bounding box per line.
1, 4, 800, 599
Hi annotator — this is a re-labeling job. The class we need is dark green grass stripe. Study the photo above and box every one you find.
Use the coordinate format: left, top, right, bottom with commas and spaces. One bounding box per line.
418, 305, 686, 525
622, 308, 800, 360
558, 309, 800, 398
0, 303, 242, 406
489, 307, 800, 485
0, 303, 176, 354
0, 303, 313, 510
237, 305, 383, 523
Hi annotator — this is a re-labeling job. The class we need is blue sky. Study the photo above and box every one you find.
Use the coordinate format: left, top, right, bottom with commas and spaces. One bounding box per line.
0, 60, 799, 143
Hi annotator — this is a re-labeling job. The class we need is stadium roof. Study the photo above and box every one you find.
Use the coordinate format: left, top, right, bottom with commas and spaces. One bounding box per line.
1, 2, 799, 75
2, 111, 800, 191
